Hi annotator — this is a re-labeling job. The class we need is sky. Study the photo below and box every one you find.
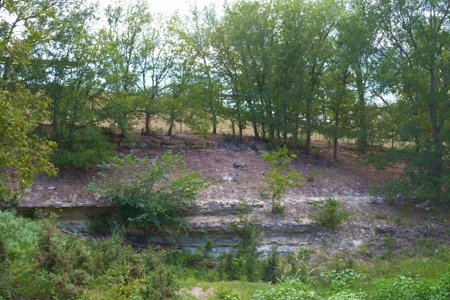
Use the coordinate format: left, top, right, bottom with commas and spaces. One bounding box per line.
97, 0, 231, 16
146, 0, 225, 14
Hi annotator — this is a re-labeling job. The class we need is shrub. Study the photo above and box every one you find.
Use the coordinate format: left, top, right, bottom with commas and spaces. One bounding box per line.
372, 274, 450, 300
320, 269, 365, 293
261, 246, 282, 283
218, 197, 263, 281
86, 152, 210, 237
251, 276, 316, 300
310, 198, 349, 228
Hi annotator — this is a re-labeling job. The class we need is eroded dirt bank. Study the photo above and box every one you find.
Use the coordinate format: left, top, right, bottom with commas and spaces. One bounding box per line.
18, 133, 450, 258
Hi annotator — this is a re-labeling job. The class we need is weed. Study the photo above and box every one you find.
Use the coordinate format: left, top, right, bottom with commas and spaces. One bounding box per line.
313, 146, 322, 157
217, 287, 242, 300
196, 235, 215, 259
321, 269, 365, 293
259, 189, 269, 199
369, 185, 380, 197
373, 212, 389, 220
298, 247, 310, 260
418, 235, 440, 257
381, 233, 395, 260
358, 244, 373, 258
306, 172, 315, 182
251, 276, 316, 300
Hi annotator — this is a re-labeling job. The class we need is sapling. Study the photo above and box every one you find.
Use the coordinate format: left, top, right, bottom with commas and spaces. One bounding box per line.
262, 147, 303, 213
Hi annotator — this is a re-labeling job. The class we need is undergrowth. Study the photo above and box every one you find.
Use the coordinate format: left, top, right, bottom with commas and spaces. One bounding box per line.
1, 209, 450, 299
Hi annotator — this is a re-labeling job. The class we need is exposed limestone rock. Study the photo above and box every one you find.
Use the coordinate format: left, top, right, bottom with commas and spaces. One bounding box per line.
233, 161, 246, 169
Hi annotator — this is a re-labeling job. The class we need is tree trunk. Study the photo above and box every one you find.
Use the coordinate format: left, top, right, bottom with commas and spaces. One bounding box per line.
429, 68, 442, 201
333, 114, 339, 161
238, 126, 243, 143
144, 112, 151, 135
356, 67, 368, 154
253, 123, 259, 139
211, 111, 217, 135
305, 97, 312, 156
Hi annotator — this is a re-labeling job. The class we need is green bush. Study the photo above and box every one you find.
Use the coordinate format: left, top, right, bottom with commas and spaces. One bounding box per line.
163, 248, 205, 268
261, 246, 282, 283
0, 237, 12, 299
251, 277, 316, 300
372, 273, 450, 300
320, 269, 365, 293
27, 219, 178, 299
310, 198, 349, 228
86, 152, 210, 237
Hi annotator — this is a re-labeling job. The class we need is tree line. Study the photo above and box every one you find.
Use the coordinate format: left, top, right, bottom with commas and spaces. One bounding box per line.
1, 0, 450, 204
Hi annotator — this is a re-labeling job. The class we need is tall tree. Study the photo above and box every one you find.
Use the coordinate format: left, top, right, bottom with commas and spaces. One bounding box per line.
97, 0, 151, 135
135, 13, 176, 135
372, 0, 450, 203
221, 0, 278, 140
23, 1, 114, 168
174, 4, 224, 135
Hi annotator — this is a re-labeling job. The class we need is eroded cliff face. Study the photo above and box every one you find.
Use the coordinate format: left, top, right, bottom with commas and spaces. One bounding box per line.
17, 192, 383, 256
18, 134, 442, 257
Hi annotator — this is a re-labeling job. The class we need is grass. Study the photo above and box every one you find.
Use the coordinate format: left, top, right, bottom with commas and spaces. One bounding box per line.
179, 279, 267, 299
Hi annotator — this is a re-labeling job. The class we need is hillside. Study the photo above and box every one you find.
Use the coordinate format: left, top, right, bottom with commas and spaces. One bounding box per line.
19, 132, 450, 263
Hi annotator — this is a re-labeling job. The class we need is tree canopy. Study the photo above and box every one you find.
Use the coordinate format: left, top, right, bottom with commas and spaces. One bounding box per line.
3, 0, 450, 205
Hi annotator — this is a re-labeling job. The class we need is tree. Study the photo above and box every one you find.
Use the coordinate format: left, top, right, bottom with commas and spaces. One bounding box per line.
319, 64, 354, 161
262, 147, 303, 213
0, 90, 57, 202
23, 1, 115, 168
341, 0, 379, 154
222, 0, 278, 140
0, 0, 59, 201
371, 0, 450, 203
209, 10, 247, 141
134, 12, 176, 135
96, 0, 150, 136
174, 4, 224, 135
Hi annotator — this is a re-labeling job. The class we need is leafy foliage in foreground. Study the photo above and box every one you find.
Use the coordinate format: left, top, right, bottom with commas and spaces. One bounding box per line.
0, 210, 178, 299
0, 90, 57, 203
1, 210, 450, 299
251, 276, 316, 300
86, 152, 210, 236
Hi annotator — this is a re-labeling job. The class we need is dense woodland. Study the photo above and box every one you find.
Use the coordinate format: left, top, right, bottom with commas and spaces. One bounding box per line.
2, 0, 450, 203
